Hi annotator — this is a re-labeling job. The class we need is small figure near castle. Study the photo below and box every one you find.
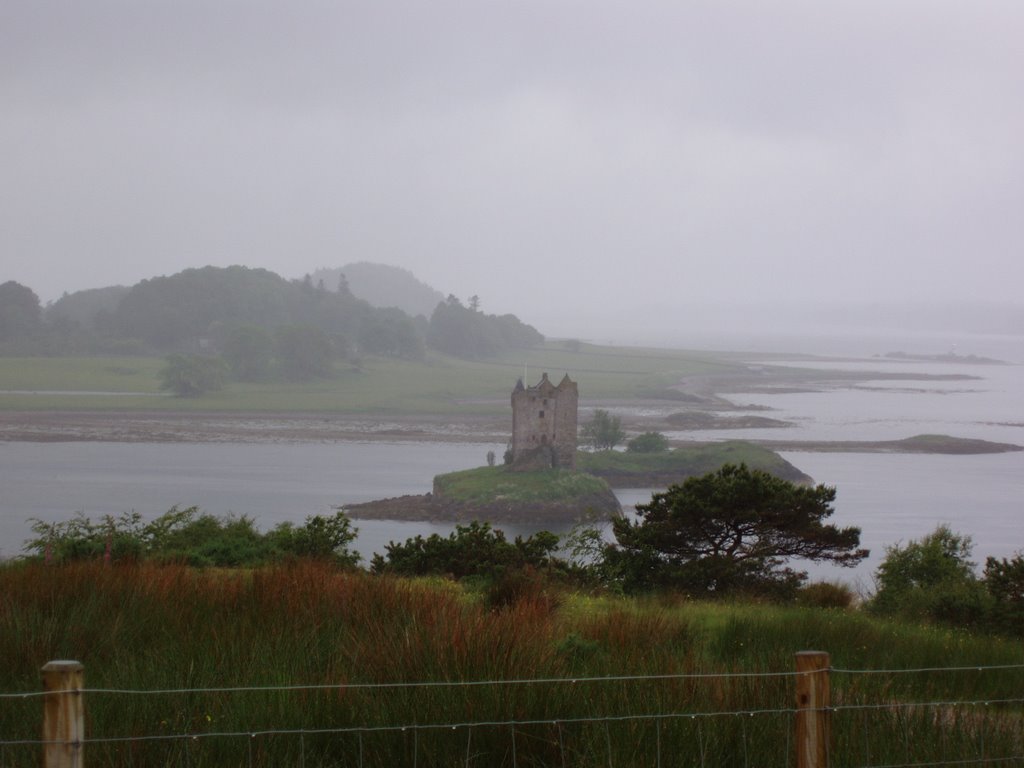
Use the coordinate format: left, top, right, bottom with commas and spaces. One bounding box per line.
509, 372, 578, 471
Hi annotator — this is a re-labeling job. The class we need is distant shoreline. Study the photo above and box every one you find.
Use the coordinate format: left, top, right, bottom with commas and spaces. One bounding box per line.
0, 355, 1012, 452
0, 410, 509, 445
1, 411, 1018, 458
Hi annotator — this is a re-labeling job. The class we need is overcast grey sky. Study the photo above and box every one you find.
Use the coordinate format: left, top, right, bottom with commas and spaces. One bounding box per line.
2, 1, 1022, 340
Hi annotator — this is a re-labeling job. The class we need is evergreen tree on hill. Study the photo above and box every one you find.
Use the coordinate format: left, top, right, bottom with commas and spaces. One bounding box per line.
0, 281, 43, 349
108, 265, 423, 358
427, 295, 543, 359
310, 262, 445, 318
46, 285, 130, 332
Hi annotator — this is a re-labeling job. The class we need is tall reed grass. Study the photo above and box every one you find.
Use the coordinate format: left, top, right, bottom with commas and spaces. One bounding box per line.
1, 561, 1021, 766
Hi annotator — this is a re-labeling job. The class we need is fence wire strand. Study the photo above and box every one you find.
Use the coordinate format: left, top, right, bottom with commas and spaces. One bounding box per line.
848, 758, 1024, 768
0, 706, 798, 749
4, 661, 1021, 701
6, 661, 1024, 764
0, 667, 804, 701
833, 664, 1024, 676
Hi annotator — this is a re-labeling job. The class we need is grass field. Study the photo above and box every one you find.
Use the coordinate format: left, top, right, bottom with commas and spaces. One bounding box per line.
1, 561, 1022, 767
0, 342, 738, 414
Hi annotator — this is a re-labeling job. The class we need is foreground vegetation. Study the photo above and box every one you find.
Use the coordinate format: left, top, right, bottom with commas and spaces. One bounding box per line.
8, 469, 1024, 766
1, 560, 1022, 767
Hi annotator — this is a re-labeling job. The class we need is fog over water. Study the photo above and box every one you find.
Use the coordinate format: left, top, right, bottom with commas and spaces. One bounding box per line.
3, 2, 1024, 341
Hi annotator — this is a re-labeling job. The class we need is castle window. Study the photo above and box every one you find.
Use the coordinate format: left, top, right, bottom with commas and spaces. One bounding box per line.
539, 410, 545, 418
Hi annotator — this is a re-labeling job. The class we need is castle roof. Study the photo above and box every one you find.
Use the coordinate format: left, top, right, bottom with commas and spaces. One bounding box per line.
513, 372, 575, 396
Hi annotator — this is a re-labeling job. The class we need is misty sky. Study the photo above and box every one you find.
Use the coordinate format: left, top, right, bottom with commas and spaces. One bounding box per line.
2, 1, 1023, 340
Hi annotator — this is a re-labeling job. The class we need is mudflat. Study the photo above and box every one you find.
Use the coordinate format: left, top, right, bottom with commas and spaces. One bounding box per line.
0, 410, 509, 444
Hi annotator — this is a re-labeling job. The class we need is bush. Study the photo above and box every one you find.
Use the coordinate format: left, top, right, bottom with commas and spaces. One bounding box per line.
627, 431, 670, 453
370, 521, 563, 581
796, 581, 856, 610
158, 354, 227, 397
984, 553, 1024, 637
582, 409, 625, 450
268, 510, 361, 567
870, 525, 991, 628
24, 507, 361, 568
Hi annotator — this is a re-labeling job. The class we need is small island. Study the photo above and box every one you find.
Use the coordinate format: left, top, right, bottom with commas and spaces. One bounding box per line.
882, 351, 1007, 365
344, 374, 812, 523
344, 465, 622, 523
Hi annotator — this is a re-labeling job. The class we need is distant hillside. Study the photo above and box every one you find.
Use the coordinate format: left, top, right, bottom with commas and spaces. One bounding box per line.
109, 266, 424, 359
46, 285, 130, 330
311, 263, 445, 318
427, 295, 544, 358
3, 263, 542, 361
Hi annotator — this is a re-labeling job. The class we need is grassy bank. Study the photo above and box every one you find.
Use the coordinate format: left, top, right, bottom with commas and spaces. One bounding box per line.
0, 343, 736, 414
1, 562, 1022, 766
433, 466, 615, 504
577, 440, 811, 485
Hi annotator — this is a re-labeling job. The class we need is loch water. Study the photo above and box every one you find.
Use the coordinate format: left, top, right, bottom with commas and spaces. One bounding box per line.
2, 338, 1022, 583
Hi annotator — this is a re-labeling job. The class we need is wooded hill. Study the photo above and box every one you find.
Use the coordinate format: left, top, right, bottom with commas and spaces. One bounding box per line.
0, 265, 544, 364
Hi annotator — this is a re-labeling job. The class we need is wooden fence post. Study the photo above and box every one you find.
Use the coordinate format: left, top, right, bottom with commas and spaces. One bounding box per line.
795, 651, 830, 768
41, 660, 85, 768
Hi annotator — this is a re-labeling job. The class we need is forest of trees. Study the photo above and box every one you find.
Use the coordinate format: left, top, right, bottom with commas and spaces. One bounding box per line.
0, 265, 544, 375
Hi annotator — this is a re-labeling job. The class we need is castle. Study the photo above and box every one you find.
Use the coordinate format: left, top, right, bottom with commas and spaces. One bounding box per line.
509, 372, 578, 470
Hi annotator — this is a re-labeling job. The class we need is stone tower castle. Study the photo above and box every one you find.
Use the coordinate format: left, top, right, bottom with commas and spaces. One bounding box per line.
510, 372, 578, 470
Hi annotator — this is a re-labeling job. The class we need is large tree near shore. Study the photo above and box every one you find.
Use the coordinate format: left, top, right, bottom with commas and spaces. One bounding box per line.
608, 463, 867, 597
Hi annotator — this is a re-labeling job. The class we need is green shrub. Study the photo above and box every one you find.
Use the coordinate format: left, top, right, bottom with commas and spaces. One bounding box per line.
268, 510, 361, 566
24, 507, 360, 568
983, 553, 1024, 637
870, 525, 991, 628
796, 581, 856, 610
158, 353, 227, 397
626, 431, 670, 453
370, 521, 562, 581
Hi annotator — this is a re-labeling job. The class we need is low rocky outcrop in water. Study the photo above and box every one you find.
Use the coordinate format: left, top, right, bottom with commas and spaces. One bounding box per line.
343, 489, 621, 524
755, 434, 1023, 455
665, 412, 792, 430
577, 441, 812, 488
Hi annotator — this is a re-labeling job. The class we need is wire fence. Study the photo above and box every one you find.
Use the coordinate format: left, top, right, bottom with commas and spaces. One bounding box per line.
2, 656, 1024, 767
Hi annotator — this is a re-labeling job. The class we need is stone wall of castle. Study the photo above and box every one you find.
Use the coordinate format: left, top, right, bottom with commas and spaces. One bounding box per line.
510, 372, 577, 470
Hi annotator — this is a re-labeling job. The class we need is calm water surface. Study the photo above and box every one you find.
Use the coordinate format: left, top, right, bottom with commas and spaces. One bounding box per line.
0, 441, 512, 561
2, 348, 1022, 582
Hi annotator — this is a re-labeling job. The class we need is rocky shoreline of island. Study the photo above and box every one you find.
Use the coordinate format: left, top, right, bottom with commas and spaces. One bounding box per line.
343, 488, 623, 524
